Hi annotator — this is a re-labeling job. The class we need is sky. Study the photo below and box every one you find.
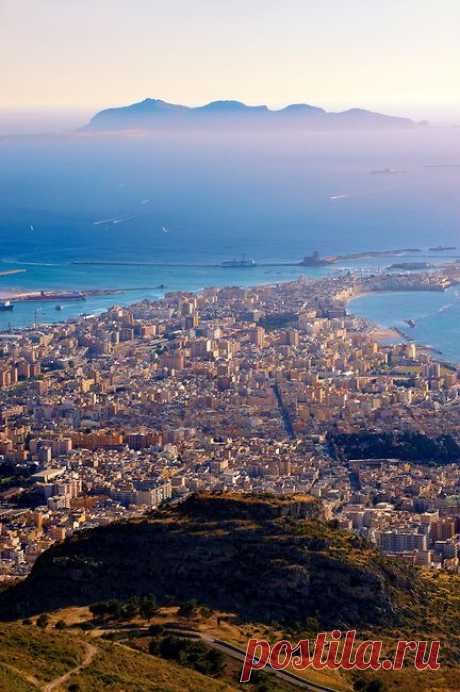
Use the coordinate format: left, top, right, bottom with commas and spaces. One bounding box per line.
1, 0, 459, 125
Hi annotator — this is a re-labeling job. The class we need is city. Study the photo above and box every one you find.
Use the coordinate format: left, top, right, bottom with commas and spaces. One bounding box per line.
2, 267, 460, 581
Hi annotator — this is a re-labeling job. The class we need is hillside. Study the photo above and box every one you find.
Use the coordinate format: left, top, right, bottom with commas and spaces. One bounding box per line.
1, 492, 456, 639
84, 98, 417, 131
0, 622, 235, 691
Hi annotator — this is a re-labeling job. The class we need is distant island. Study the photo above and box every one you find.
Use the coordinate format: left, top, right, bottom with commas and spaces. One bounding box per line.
83, 98, 420, 131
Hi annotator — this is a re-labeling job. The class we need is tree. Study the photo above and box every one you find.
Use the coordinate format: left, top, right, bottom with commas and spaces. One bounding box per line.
36, 613, 49, 629
140, 595, 158, 621
202, 648, 225, 676
159, 635, 183, 660
148, 623, 164, 637
106, 599, 123, 620
178, 599, 198, 618
55, 620, 66, 630
122, 598, 139, 621
89, 602, 109, 619
149, 638, 161, 656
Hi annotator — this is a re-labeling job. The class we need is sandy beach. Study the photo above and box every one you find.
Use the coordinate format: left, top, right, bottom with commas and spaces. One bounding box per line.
367, 326, 402, 342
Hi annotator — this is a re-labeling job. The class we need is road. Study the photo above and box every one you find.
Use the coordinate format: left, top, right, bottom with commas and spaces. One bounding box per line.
164, 627, 339, 691
272, 382, 296, 439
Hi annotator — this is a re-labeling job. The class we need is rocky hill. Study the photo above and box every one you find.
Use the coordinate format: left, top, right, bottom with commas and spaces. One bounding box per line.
0, 492, 452, 636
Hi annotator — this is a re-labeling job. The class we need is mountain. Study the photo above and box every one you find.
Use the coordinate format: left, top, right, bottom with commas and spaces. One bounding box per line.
84, 98, 417, 131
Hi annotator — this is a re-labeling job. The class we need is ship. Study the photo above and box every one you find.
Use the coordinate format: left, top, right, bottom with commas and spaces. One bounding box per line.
221, 256, 256, 268
0, 300, 14, 312
300, 251, 336, 267
20, 291, 86, 302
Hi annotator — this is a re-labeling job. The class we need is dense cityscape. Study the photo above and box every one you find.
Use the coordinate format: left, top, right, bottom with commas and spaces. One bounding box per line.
2, 267, 460, 581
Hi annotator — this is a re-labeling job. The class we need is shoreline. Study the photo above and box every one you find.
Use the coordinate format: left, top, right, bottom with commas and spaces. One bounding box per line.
1, 274, 458, 368
0, 286, 167, 302
347, 289, 457, 365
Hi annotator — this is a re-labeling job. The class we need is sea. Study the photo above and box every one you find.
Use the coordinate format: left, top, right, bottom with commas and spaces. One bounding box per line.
1, 126, 460, 360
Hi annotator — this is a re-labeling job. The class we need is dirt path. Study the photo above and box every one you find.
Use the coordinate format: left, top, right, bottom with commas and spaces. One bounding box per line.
42, 641, 97, 692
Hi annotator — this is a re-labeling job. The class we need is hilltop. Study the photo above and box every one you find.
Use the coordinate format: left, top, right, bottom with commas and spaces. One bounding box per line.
1, 492, 457, 638
84, 98, 417, 131
0, 494, 460, 691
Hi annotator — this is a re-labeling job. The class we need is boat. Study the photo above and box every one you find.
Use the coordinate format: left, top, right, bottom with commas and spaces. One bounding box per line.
404, 319, 416, 328
0, 300, 14, 312
221, 257, 256, 268
55, 305, 64, 311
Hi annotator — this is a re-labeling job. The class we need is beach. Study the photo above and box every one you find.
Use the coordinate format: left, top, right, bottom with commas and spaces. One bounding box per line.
349, 287, 460, 365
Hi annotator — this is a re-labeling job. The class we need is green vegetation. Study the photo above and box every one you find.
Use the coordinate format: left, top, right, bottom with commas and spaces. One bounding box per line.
0, 623, 235, 691
0, 494, 459, 691
0, 622, 85, 685
89, 594, 158, 622
257, 312, 298, 330
67, 638, 234, 691
149, 635, 225, 677
0, 461, 34, 491
0, 665, 35, 692
329, 430, 460, 464
1, 494, 459, 646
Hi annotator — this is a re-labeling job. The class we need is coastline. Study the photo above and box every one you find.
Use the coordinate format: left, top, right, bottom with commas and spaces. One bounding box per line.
1, 271, 458, 369
0, 286, 166, 302
346, 290, 403, 341
347, 290, 457, 366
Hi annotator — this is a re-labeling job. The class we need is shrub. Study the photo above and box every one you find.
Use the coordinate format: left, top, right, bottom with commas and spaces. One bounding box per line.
178, 599, 198, 618
36, 613, 49, 628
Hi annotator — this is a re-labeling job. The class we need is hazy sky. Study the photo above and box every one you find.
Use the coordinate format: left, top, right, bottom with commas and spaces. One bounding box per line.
1, 0, 459, 120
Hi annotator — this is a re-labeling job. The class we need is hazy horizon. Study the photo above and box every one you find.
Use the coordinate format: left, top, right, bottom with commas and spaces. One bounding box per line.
0, 102, 458, 138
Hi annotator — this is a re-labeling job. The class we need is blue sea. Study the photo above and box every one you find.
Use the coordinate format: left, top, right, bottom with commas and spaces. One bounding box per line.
349, 288, 460, 364
1, 127, 460, 358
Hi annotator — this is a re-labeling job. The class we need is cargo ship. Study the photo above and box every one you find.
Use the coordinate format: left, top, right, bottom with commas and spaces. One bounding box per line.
221, 257, 256, 268
20, 291, 86, 302
0, 300, 14, 312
